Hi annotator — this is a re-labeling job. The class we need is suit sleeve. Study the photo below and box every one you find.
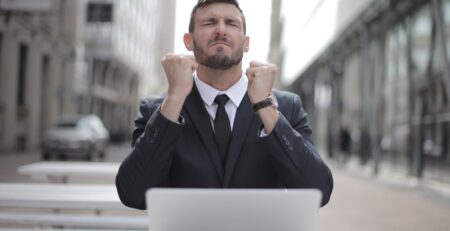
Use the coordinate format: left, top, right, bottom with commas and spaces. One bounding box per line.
263, 93, 333, 206
115, 97, 182, 210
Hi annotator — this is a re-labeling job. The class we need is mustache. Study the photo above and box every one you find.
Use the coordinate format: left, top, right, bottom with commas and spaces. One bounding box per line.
208, 35, 232, 46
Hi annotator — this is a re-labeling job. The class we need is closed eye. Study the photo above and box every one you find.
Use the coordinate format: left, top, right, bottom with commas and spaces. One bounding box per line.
203, 18, 217, 26
226, 19, 239, 27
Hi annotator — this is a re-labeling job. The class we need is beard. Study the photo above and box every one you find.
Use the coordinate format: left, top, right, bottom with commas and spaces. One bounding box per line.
193, 36, 244, 70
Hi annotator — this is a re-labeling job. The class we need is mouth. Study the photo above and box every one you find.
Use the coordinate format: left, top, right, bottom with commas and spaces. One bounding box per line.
210, 42, 229, 48
208, 39, 232, 48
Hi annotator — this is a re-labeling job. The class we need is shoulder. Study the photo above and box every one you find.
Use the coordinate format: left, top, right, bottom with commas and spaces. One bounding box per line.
272, 89, 302, 106
136, 93, 166, 119
271, 89, 305, 121
139, 94, 165, 110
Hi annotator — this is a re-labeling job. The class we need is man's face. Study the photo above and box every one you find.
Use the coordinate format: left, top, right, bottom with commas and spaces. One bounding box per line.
186, 3, 249, 70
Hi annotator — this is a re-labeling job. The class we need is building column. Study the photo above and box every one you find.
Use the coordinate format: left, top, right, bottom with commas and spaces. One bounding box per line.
25, 40, 43, 150
0, 34, 4, 150
62, 56, 76, 115
43, 48, 63, 129
0, 32, 19, 151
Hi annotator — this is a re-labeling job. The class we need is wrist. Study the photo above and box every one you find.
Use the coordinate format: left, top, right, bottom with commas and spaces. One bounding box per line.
161, 94, 187, 123
167, 85, 191, 98
256, 104, 280, 134
166, 89, 189, 102
252, 94, 278, 111
249, 94, 269, 105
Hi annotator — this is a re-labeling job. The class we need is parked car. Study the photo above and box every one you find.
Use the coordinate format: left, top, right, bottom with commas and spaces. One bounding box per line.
42, 114, 110, 160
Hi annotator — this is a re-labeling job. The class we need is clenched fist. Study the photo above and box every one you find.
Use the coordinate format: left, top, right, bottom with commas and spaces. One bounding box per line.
161, 54, 198, 98
245, 61, 277, 104
160, 54, 198, 122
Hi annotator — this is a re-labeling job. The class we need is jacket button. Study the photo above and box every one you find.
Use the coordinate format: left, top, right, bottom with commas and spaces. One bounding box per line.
281, 135, 293, 152
150, 127, 160, 143
287, 145, 294, 152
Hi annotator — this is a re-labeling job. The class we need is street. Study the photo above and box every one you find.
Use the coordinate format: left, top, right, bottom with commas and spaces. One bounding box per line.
1, 143, 450, 231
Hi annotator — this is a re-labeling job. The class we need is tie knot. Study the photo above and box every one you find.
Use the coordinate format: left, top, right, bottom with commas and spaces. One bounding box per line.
214, 94, 229, 106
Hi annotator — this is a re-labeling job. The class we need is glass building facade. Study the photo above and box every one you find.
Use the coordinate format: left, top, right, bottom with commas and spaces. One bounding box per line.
291, 0, 450, 184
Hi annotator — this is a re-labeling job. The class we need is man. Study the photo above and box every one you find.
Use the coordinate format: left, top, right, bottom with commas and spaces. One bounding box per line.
116, 0, 333, 210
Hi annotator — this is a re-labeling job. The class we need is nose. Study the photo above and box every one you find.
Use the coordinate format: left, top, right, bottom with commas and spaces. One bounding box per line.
215, 21, 226, 36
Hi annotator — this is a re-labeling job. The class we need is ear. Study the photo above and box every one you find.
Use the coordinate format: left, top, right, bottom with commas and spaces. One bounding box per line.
184, 33, 194, 51
244, 36, 250, 52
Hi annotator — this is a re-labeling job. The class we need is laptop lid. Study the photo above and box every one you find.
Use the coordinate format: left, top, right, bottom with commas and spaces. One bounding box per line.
146, 188, 322, 231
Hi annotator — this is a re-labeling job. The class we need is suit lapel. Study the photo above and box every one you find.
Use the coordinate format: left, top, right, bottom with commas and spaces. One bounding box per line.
182, 85, 224, 182
223, 94, 257, 187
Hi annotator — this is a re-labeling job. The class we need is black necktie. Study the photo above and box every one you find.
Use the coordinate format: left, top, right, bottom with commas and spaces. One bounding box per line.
214, 94, 231, 166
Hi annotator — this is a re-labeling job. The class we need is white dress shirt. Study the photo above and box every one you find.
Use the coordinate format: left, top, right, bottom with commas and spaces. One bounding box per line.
194, 74, 248, 131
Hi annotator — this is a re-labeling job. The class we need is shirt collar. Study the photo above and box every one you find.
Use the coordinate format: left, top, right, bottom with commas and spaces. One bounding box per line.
194, 74, 248, 107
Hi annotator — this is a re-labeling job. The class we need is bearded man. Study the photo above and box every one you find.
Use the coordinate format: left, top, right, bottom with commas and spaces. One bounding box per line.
116, 0, 333, 210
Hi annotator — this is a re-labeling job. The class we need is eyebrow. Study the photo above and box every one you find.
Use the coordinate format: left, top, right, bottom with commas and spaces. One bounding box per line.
199, 15, 242, 24
225, 18, 240, 24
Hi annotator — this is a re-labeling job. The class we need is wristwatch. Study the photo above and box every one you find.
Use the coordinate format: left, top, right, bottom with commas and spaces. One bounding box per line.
252, 94, 278, 111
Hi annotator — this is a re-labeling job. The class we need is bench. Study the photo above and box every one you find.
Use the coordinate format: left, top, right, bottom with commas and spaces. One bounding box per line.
0, 183, 147, 229
0, 229, 143, 231
17, 161, 120, 183
0, 229, 141, 231
0, 212, 147, 230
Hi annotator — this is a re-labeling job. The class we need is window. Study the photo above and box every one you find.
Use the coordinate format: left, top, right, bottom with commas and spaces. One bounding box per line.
410, 5, 432, 77
0, 33, 3, 140
0, 33, 2, 86
17, 44, 28, 106
86, 3, 113, 23
385, 25, 409, 125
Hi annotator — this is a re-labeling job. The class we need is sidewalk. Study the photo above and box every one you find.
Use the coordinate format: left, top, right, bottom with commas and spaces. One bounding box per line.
317, 165, 450, 231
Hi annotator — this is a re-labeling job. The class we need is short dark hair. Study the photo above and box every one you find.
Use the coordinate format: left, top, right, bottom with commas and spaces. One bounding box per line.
188, 0, 246, 34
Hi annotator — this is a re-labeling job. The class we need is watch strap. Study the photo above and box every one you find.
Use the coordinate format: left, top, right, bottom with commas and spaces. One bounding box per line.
252, 96, 275, 111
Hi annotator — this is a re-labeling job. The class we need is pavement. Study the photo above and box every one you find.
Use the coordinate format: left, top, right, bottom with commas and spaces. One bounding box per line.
316, 164, 450, 231
1, 143, 450, 231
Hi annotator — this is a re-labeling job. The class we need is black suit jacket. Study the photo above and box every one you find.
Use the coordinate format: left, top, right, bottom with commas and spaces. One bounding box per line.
116, 85, 333, 210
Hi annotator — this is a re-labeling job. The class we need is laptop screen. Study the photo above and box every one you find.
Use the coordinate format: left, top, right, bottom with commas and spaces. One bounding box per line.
146, 188, 321, 231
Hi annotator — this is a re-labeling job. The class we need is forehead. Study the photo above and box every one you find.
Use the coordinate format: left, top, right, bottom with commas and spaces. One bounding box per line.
194, 3, 243, 22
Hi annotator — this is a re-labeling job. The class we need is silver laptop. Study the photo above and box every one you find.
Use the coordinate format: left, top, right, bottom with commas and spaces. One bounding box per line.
146, 188, 322, 231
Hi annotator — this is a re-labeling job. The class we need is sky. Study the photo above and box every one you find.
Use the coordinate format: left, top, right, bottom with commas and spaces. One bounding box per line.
173, 0, 345, 85
174, 0, 272, 70
280, 0, 338, 84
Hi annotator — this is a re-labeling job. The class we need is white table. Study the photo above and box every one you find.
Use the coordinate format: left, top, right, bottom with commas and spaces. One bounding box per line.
0, 183, 126, 210
17, 161, 120, 183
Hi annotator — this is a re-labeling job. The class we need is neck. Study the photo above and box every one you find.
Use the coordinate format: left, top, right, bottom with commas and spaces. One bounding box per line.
196, 63, 243, 91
